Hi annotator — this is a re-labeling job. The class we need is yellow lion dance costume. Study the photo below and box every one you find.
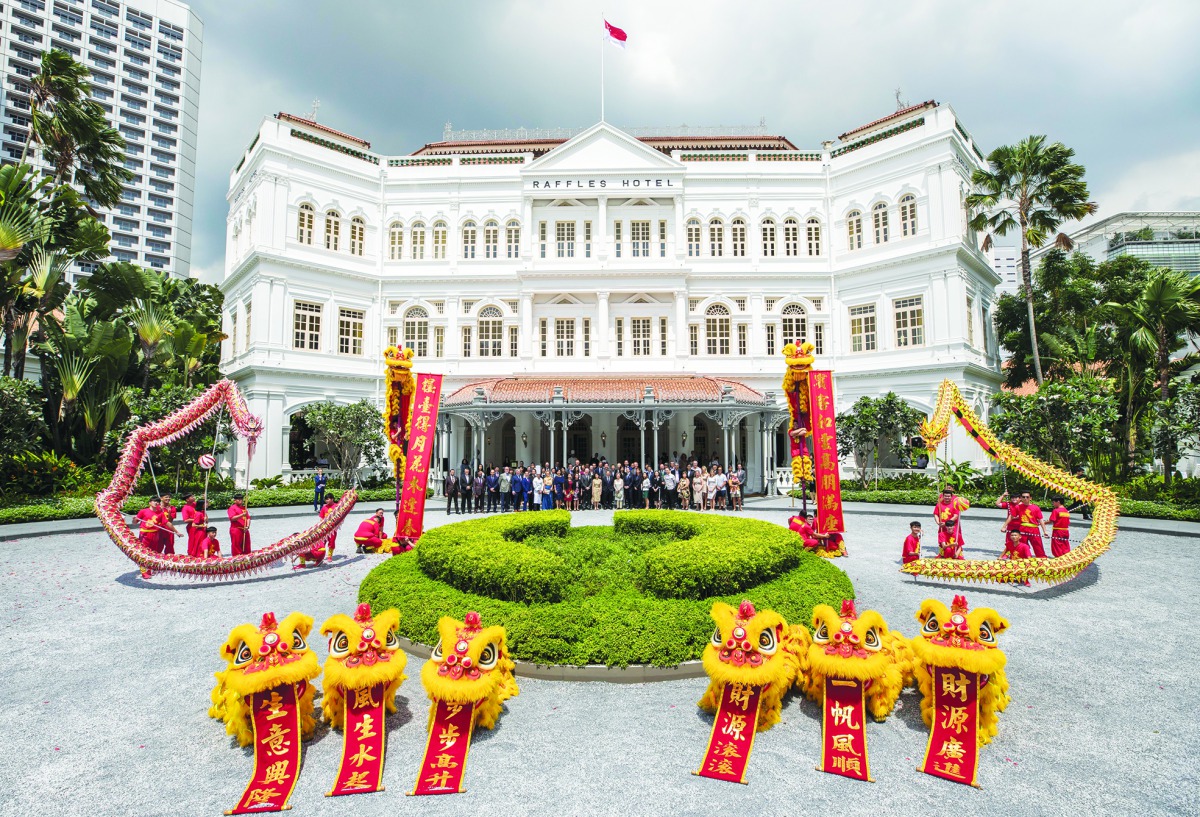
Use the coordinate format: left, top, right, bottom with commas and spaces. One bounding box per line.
798, 599, 914, 721
699, 600, 808, 731
320, 602, 407, 730
383, 345, 415, 483
208, 611, 322, 746
912, 594, 1010, 745
781, 342, 817, 485
420, 611, 519, 730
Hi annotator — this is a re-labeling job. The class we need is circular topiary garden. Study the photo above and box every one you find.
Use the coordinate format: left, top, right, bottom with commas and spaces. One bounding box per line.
358, 509, 853, 667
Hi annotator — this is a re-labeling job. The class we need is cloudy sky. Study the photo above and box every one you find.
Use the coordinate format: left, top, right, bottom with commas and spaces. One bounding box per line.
185, 0, 1200, 282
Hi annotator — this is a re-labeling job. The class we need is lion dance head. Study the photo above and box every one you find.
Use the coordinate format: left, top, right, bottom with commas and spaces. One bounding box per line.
320, 603, 407, 730
420, 611, 518, 730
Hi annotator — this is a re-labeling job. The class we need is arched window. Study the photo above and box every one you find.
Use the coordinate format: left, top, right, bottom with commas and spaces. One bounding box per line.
686, 218, 701, 256
432, 221, 446, 259
708, 218, 724, 257
783, 218, 799, 257
403, 306, 428, 356
781, 303, 807, 346
297, 203, 314, 244
349, 217, 365, 256
411, 221, 426, 260
388, 221, 403, 260
806, 218, 822, 256
484, 220, 499, 258
731, 218, 746, 257
324, 210, 340, 251
705, 303, 731, 355
462, 220, 477, 259
899, 194, 918, 237
478, 305, 503, 357
761, 218, 776, 257
846, 210, 863, 250
505, 220, 520, 258
873, 202, 889, 244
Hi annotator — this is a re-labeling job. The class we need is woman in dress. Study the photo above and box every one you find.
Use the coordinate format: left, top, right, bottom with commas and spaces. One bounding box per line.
693, 468, 707, 511
678, 467, 691, 510
186, 499, 208, 557
707, 467, 719, 510
591, 470, 603, 510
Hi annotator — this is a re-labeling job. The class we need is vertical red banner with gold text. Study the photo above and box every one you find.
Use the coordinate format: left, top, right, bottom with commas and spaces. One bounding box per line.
819, 677, 871, 782
409, 700, 477, 795
327, 683, 387, 797
695, 683, 763, 784
920, 668, 981, 787
226, 685, 303, 814
394, 373, 443, 542
807, 370, 845, 534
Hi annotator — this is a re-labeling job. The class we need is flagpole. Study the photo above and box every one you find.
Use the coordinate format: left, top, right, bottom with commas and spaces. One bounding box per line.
600, 13, 605, 122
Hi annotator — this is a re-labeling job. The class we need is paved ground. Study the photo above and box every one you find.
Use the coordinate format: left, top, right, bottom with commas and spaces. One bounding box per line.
1, 502, 1196, 817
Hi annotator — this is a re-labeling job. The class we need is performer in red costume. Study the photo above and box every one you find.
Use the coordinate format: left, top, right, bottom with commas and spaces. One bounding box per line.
203, 526, 221, 558
1000, 528, 1032, 560
788, 511, 841, 552
135, 497, 164, 552
902, 520, 923, 565
186, 499, 209, 557
1016, 490, 1048, 558
180, 493, 196, 530
996, 490, 1023, 546
1049, 496, 1072, 557
228, 494, 251, 556
318, 495, 338, 559
353, 509, 388, 553
159, 494, 178, 555
933, 488, 969, 559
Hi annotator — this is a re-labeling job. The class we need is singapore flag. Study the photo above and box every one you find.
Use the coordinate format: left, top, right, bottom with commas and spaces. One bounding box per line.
604, 20, 628, 49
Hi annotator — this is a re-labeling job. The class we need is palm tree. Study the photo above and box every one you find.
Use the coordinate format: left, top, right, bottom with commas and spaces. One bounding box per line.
968, 135, 1097, 385
19, 50, 91, 166
1106, 268, 1200, 485
127, 299, 173, 393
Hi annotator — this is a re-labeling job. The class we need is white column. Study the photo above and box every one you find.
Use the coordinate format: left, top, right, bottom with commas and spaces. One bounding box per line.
597, 196, 608, 261
281, 421, 292, 477
597, 291, 610, 359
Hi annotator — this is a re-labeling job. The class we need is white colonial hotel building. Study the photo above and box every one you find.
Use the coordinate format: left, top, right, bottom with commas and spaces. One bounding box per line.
220, 102, 1003, 491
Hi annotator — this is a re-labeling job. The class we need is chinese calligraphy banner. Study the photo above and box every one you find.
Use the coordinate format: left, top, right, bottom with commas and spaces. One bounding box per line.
819, 677, 871, 782
920, 668, 980, 787
394, 373, 443, 543
226, 685, 302, 814
695, 682, 763, 784
410, 699, 476, 795
807, 370, 845, 534
328, 682, 387, 797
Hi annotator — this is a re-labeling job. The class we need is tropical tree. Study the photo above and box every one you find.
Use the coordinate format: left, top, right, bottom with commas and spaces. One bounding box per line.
991, 376, 1120, 477
302, 400, 387, 488
967, 135, 1097, 385
835, 392, 925, 489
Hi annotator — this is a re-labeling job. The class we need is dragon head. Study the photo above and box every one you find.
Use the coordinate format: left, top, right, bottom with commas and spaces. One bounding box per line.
420, 611, 516, 706
217, 611, 320, 699
806, 599, 895, 682
321, 603, 407, 693
913, 595, 1008, 676
384, 345, 415, 371
702, 600, 795, 689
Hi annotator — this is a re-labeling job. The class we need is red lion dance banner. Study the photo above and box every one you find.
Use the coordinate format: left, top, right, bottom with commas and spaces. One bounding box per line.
94, 379, 357, 578
383, 347, 441, 544
808, 369, 845, 535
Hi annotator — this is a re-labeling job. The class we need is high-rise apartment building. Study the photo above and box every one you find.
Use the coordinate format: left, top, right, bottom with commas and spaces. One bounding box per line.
0, 0, 202, 280
1031, 212, 1200, 276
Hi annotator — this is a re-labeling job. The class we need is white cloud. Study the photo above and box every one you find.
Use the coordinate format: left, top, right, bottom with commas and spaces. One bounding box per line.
1093, 148, 1200, 217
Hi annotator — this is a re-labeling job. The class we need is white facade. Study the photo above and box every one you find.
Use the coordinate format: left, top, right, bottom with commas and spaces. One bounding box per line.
990, 244, 1019, 293
0, 0, 203, 280
221, 103, 1003, 488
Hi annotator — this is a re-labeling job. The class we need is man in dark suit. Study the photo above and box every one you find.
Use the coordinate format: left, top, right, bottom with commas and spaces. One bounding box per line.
601, 466, 614, 510
444, 471, 460, 514
486, 467, 500, 513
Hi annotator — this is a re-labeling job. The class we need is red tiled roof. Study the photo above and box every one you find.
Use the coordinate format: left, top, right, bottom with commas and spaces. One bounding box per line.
442, 375, 767, 407
276, 112, 371, 148
413, 134, 799, 157
837, 100, 937, 142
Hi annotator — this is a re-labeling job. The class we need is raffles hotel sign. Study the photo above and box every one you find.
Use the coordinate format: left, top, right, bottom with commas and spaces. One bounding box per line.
527, 177, 679, 191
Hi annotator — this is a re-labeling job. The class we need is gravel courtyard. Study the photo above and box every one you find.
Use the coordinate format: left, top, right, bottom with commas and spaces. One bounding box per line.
1, 503, 1196, 817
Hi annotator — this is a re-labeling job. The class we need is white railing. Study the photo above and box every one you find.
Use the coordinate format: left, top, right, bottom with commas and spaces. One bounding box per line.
441, 121, 772, 142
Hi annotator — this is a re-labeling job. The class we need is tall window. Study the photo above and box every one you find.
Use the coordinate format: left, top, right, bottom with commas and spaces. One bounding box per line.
478, 306, 502, 356
539, 318, 548, 356
766, 323, 776, 357
689, 324, 699, 355
582, 318, 591, 356
708, 218, 724, 257
462, 220, 477, 259
761, 218, 776, 257
461, 326, 473, 358
873, 202, 889, 244
411, 222, 426, 260
806, 218, 822, 256
509, 325, 519, 357
966, 296, 975, 347
297, 203, 314, 244
403, 306, 429, 356
630, 317, 651, 355
686, 218, 701, 256
631, 220, 650, 257
324, 210, 340, 250
483, 220, 499, 258
349, 217, 365, 256
506, 220, 520, 258
781, 303, 807, 346
584, 221, 592, 258
556, 221, 575, 258
705, 303, 731, 355
244, 303, 252, 348
388, 222, 403, 260
539, 221, 547, 258
434, 325, 444, 357
555, 318, 575, 356
228, 312, 237, 357
849, 304, 876, 352
783, 218, 799, 257
813, 323, 825, 355
292, 302, 321, 350
894, 296, 924, 348
846, 211, 863, 250
338, 308, 364, 355
387, 326, 398, 347
899, 194, 918, 237
613, 221, 622, 258
731, 218, 746, 257
659, 220, 667, 257
660, 316, 668, 355
615, 318, 624, 356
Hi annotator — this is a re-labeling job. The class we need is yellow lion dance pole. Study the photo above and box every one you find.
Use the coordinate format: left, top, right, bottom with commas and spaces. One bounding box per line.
383, 346, 416, 522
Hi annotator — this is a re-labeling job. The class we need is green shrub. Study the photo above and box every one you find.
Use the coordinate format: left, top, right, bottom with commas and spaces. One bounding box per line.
0, 451, 84, 498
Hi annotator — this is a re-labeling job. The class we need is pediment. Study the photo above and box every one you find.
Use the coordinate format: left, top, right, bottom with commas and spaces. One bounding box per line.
526, 122, 682, 174
623, 292, 661, 304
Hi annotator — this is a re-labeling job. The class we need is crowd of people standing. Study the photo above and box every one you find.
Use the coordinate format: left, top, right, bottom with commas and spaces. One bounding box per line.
441, 456, 748, 514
